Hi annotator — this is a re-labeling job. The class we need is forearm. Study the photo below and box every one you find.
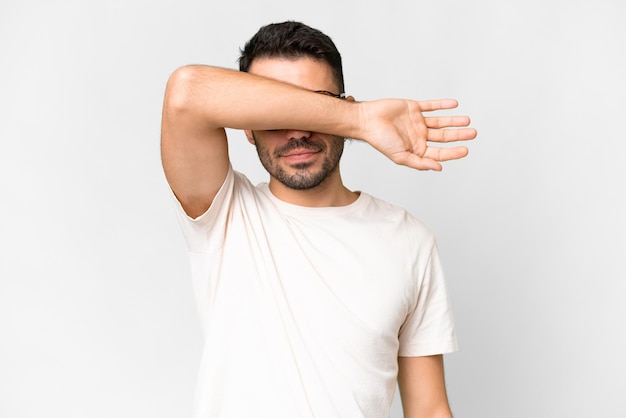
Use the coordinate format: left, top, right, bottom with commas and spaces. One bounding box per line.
164, 65, 362, 137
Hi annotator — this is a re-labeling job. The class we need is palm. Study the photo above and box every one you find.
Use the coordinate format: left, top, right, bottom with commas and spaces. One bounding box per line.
361, 99, 476, 171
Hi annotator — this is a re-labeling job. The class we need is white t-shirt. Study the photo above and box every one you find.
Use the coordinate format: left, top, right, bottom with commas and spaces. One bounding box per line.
172, 167, 457, 418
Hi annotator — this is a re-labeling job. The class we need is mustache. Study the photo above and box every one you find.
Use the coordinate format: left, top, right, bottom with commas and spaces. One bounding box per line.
274, 138, 324, 157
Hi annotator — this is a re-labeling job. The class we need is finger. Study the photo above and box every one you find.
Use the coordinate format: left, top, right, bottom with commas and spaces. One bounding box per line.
424, 145, 469, 162
390, 152, 443, 171
427, 127, 477, 143
425, 115, 471, 129
416, 99, 458, 112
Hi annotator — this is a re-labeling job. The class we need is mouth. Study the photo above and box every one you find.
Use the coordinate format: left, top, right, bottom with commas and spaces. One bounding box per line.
280, 148, 320, 164
276, 139, 323, 156
273, 137, 325, 166
281, 148, 319, 157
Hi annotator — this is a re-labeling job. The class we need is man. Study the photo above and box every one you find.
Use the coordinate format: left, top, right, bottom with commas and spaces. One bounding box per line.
161, 21, 476, 418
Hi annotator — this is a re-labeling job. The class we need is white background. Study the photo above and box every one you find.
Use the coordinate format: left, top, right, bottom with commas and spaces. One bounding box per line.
1, 0, 625, 417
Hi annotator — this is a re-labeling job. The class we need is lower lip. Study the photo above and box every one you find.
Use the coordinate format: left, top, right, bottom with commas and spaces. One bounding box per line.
282, 151, 319, 164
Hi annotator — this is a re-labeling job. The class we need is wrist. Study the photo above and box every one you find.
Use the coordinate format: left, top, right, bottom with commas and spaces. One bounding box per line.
341, 99, 367, 141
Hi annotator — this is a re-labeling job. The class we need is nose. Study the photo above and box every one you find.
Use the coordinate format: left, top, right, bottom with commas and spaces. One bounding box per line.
285, 129, 312, 141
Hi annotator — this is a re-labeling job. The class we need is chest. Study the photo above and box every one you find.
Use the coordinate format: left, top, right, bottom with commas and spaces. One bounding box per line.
216, 214, 418, 340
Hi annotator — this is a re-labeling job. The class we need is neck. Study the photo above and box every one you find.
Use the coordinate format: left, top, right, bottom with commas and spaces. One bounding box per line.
268, 169, 358, 207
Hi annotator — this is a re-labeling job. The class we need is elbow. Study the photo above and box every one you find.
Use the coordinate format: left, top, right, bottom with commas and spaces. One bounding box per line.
163, 66, 199, 113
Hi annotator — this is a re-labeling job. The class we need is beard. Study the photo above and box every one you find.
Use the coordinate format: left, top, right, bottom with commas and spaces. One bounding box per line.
254, 135, 344, 190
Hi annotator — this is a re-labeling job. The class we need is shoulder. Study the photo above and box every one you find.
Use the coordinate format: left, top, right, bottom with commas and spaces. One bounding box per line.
358, 193, 438, 261
171, 167, 259, 225
362, 193, 434, 237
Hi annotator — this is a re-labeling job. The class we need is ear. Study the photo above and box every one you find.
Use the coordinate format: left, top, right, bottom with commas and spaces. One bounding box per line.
345, 95, 356, 103
244, 130, 255, 145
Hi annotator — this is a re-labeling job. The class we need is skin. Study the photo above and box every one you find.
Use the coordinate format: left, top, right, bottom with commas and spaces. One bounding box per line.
398, 355, 453, 418
161, 56, 475, 417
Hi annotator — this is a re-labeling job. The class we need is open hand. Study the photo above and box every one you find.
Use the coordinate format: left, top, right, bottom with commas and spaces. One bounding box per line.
359, 98, 477, 171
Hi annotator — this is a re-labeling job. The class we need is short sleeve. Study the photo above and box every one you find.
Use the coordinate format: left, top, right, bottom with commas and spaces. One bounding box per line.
398, 241, 458, 357
170, 165, 235, 253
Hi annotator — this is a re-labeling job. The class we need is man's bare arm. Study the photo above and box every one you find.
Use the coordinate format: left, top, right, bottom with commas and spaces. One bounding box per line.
398, 355, 453, 418
160, 65, 360, 218
160, 65, 476, 217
